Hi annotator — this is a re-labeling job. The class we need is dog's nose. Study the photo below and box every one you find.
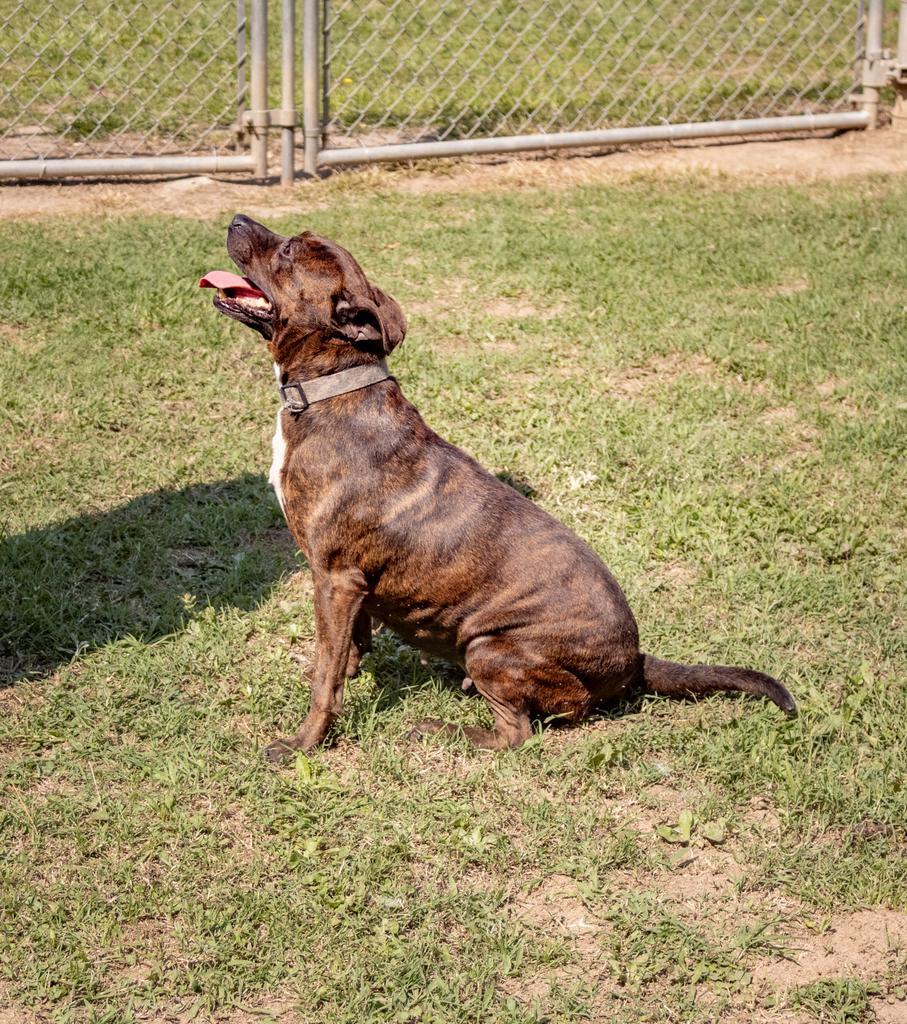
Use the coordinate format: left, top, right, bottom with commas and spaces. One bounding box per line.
230, 213, 252, 228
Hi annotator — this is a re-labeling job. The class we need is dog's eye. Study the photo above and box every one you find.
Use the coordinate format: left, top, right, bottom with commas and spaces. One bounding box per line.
280, 241, 293, 258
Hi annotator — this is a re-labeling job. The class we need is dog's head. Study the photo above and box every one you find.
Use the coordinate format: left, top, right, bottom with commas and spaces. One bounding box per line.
200, 215, 406, 359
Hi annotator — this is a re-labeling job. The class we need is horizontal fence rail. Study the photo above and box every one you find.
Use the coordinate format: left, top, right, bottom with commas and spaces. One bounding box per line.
316, 112, 871, 167
0, 0, 904, 181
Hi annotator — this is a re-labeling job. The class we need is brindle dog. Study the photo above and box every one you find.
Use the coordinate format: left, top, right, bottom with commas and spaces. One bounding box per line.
203, 214, 795, 762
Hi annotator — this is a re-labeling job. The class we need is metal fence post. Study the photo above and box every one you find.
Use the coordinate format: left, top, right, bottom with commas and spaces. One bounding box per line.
862, 0, 884, 129
235, 0, 247, 147
250, 0, 269, 178
893, 1, 907, 130
321, 0, 331, 148
303, 0, 320, 175
280, 0, 296, 184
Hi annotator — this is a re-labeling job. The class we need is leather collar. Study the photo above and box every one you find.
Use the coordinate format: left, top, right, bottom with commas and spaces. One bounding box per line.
278, 359, 391, 413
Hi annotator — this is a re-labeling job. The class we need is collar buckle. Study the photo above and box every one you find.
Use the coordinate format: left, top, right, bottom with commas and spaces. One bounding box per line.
279, 382, 308, 413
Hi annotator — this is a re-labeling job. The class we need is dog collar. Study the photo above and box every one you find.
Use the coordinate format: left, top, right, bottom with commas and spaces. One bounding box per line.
278, 359, 391, 413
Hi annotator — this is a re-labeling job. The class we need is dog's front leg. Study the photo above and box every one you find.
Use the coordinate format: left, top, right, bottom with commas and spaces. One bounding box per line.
263, 567, 367, 763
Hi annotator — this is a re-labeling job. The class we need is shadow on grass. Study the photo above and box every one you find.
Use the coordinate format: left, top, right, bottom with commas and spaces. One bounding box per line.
0, 473, 297, 687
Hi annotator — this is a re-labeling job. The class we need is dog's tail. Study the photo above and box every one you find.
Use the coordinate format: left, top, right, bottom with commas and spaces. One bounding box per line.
639, 654, 796, 713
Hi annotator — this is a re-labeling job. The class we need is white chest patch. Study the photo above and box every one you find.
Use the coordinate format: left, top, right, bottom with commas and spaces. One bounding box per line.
269, 408, 287, 516
269, 364, 288, 517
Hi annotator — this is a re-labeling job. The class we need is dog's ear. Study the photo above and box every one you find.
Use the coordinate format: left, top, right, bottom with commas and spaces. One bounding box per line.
334, 284, 406, 355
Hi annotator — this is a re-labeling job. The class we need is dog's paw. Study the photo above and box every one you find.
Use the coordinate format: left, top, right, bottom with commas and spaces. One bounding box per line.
262, 738, 298, 764
406, 718, 446, 742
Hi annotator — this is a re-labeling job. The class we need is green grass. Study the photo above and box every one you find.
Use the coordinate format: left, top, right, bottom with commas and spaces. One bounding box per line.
789, 978, 876, 1023
1, 171, 906, 1023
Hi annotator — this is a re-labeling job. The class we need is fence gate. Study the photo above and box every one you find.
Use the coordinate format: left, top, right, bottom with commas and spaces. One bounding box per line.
1, 0, 905, 182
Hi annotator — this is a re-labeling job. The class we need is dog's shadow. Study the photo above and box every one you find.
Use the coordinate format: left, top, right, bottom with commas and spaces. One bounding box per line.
0, 473, 297, 687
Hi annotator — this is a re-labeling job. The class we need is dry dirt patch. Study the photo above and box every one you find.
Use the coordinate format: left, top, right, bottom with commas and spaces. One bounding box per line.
218, 999, 301, 1024
598, 784, 797, 915
391, 129, 907, 194
753, 908, 907, 991
0, 988, 42, 1024
405, 279, 565, 324
771, 276, 810, 296
815, 375, 862, 418
504, 873, 617, 1010
405, 277, 476, 318
104, 916, 183, 996
758, 405, 822, 462
873, 999, 907, 1023
485, 296, 566, 321
815, 376, 848, 398
654, 846, 746, 906
609, 781, 700, 832
127, 997, 302, 1024
607, 352, 721, 399
509, 864, 907, 1018
512, 872, 602, 949
760, 405, 800, 425
0, 322, 35, 353
27, 774, 77, 801
654, 561, 700, 590
192, 795, 270, 866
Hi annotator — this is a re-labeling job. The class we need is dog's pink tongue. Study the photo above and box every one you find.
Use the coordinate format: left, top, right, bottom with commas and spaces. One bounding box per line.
199, 270, 266, 299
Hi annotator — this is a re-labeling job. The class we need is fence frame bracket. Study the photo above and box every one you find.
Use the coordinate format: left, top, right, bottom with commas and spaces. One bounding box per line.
242, 109, 298, 129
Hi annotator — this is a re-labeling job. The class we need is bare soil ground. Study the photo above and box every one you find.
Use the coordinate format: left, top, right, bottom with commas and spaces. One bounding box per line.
1, 129, 905, 222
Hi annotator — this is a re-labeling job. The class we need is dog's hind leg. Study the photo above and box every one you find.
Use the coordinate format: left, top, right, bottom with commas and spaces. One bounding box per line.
409, 698, 530, 750
264, 567, 367, 763
409, 641, 533, 750
344, 609, 372, 679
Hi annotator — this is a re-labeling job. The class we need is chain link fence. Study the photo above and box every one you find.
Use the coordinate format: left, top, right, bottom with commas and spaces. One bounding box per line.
1, 0, 901, 181
323, 0, 861, 150
0, 0, 248, 163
